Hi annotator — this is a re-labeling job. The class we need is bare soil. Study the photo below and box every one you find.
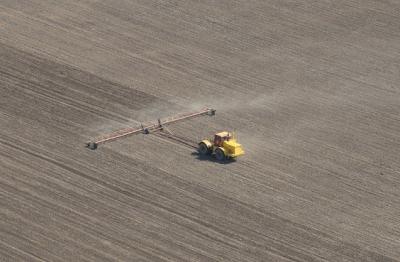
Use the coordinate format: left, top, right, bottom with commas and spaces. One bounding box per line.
1, 1, 400, 261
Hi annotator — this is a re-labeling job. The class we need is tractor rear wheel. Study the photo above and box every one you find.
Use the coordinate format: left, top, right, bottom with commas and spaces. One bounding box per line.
215, 148, 226, 161
198, 142, 211, 155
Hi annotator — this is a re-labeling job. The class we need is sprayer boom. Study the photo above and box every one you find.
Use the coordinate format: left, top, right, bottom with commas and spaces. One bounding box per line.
86, 108, 216, 150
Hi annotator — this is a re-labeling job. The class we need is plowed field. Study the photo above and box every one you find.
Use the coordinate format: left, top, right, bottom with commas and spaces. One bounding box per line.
1, 1, 400, 261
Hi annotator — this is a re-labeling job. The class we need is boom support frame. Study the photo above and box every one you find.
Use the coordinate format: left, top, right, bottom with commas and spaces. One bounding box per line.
86, 108, 215, 150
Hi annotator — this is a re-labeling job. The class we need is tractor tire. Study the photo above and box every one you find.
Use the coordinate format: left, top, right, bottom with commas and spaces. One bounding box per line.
198, 142, 211, 155
215, 148, 226, 161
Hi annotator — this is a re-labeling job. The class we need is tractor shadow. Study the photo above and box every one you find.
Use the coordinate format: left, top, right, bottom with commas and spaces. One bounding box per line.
191, 152, 236, 164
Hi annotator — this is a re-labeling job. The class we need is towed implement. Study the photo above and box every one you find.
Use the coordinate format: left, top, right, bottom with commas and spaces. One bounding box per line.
86, 108, 215, 150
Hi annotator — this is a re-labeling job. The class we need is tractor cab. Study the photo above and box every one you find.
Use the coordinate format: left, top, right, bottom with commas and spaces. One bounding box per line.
213, 131, 232, 147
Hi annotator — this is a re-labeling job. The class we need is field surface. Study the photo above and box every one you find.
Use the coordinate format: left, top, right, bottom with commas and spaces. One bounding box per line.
1, 1, 400, 261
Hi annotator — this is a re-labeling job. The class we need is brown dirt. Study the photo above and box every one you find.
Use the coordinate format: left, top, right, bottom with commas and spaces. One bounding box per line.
1, 1, 400, 261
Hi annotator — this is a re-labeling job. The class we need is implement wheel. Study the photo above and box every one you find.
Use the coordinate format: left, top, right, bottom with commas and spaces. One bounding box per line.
215, 148, 226, 161
198, 142, 211, 155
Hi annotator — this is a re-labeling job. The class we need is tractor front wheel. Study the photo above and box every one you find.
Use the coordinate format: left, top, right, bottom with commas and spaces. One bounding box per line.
215, 148, 226, 161
198, 142, 211, 155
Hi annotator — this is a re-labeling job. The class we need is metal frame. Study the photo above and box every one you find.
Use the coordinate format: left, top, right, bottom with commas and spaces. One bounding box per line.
86, 108, 216, 150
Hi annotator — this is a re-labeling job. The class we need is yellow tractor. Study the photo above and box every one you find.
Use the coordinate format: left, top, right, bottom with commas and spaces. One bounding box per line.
198, 131, 244, 161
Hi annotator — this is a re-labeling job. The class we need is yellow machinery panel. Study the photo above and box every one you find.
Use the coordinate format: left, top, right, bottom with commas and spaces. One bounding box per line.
222, 139, 244, 158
